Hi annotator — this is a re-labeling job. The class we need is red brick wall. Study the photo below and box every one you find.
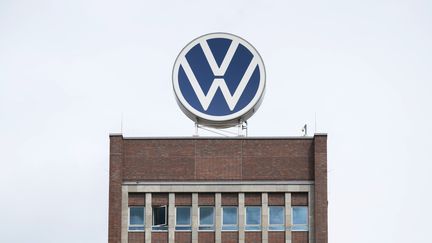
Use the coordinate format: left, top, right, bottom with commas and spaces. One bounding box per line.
245, 193, 261, 206
128, 232, 144, 243
109, 136, 327, 243
175, 232, 191, 243
152, 232, 168, 243
314, 135, 328, 243
245, 232, 261, 243
175, 193, 192, 206
152, 193, 168, 206
121, 139, 314, 181
292, 192, 308, 206
268, 193, 285, 206
292, 231, 308, 243
221, 232, 238, 243
269, 231, 285, 243
221, 193, 238, 205
198, 232, 215, 242
108, 135, 123, 243
128, 193, 145, 206
198, 193, 215, 205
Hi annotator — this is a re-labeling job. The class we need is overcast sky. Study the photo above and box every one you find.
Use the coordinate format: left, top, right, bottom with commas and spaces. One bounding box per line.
1, 0, 431, 242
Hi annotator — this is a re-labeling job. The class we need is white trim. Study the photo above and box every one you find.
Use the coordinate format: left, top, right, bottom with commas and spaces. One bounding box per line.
124, 180, 314, 185
126, 184, 312, 193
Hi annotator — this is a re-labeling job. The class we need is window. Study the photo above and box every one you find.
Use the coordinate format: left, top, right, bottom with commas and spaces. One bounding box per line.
269, 206, 285, 231
245, 207, 261, 231
129, 206, 145, 231
199, 206, 215, 231
292, 206, 308, 231
176, 207, 191, 231
222, 207, 238, 231
152, 206, 167, 231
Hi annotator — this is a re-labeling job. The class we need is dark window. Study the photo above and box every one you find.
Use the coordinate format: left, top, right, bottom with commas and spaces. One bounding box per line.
152, 206, 167, 231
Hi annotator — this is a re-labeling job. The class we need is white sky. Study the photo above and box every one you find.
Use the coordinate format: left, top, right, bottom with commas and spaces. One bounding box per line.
1, 0, 431, 242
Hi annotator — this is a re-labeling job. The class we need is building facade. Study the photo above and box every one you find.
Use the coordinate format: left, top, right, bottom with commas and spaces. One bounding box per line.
108, 134, 328, 243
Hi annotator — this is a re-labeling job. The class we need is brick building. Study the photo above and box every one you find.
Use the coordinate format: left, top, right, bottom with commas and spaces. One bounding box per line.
108, 134, 328, 243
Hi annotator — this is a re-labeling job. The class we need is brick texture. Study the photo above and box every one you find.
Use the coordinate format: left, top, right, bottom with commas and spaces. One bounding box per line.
314, 135, 328, 243
221, 232, 238, 243
268, 193, 285, 206
221, 193, 238, 206
198, 193, 215, 205
198, 232, 215, 242
244, 193, 261, 206
292, 231, 308, 243
175, 193, 192, 206
175, 232, 192, 243
108, 136, 327, 243
152, 193, 168, 206
128, 193, 145, 206
108, 135, 123, 243
292, 192, 308, 206
245, 232, 261, 243
128, 232, 144, 243
152, 232, 168, 243
269, 231, 285, 243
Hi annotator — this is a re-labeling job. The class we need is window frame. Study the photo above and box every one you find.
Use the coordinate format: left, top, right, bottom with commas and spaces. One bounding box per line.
175, 206, 192, 231
245, 206, 261, 231
221, 206, 238, 231
152, 205, 168, 231
291, 206, 309, 231
198, 206, 215, 231
268, 206, 285, 231
128, 206, 145, 232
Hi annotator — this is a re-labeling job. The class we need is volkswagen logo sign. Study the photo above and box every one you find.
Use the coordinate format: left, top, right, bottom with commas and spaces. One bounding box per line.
172, 33, 266, 127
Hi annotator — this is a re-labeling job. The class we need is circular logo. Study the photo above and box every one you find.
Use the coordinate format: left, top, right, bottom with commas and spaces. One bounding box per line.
172, 33, 265, 126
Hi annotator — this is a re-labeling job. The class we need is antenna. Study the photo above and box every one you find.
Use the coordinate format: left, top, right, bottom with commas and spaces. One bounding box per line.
302, 124, 307, 136
121, 112, 124, 134
314, 112, 317, 133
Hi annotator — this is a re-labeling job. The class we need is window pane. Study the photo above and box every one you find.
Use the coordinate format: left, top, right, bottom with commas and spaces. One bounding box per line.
269, 207, 284, 225
269, 225, 285, 231
176, 207, 191, 225
153, 207, 166, 225
246, 207, 261, 225
292, 225, 308, 231
222, 225, 238, 231
199, 207, 214, 225
130, 207, 144, 225
223, 207, 238, 225
293, 207, 308, 225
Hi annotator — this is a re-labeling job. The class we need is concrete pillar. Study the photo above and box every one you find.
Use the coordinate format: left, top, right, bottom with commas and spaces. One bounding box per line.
238, 193, 245, 243
285, 193, 292, 243
192, 193, 198, 243
309, 188, 315, 243
215, 193, 222, 243
145, 193, 152, 243
262, 193, 268, 243
121, 186, 128, 243
168, 193, 175, 243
